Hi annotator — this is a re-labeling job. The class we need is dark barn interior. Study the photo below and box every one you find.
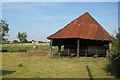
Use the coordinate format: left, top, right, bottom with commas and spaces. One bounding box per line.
51, 38, 110, 57
47, 12, 112, 58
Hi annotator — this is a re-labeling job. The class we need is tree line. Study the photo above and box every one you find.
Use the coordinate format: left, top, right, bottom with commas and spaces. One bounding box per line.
0, 20, 46, 44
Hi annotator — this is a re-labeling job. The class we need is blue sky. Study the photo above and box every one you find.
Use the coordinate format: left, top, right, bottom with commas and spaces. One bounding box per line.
2, 2, 118, 42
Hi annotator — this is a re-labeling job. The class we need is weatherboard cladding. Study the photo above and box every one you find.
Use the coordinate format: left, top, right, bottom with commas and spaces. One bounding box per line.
47, 12, 112, 41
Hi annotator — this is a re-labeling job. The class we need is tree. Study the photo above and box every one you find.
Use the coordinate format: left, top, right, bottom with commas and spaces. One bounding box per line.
27, 41, 32, 43
17, 32, 28, 43
38, 41, 43, 43
13, 40, 19, 43
106, 30, 120, 78
0, 20, 9, 43
111, 31, 120, 60
32, 40, 35, 42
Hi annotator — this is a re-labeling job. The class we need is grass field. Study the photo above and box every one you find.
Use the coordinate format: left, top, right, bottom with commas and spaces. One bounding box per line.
2, 52, 115, 78
3, 43, 49, 46
1, 43, 117, 78
2, 43, 64, 52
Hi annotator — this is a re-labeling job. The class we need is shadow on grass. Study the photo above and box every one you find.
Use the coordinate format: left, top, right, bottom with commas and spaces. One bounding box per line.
0, 70, 16, 76
86, 66, 93, 80
106, 59, 120, 78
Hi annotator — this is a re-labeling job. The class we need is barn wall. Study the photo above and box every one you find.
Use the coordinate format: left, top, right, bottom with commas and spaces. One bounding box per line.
87, 46, 106, 55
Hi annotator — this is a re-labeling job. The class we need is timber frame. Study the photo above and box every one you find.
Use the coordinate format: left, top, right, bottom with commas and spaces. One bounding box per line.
48, 38, 112, 58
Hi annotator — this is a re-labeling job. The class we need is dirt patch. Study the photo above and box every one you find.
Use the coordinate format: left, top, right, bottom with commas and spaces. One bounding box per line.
19, 50, 48, 56
18, 50, 27, 52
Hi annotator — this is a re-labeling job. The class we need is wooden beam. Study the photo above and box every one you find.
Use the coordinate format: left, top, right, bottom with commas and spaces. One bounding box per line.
77, 39, 80, 57
49, 40, 52, 57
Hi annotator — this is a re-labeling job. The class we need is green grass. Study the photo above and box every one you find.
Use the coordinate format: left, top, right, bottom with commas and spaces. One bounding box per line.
2, 43, 64, 52
2, 53, 115, 78
17, 63, 24, 67
2, 45, 48, 52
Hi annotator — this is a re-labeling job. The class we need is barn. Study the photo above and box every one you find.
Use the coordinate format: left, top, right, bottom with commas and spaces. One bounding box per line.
47, 12, 112, 58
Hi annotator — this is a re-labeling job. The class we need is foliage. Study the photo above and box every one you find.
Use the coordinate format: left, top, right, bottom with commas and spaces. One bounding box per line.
13, 40, 19, 43
106, 59, 120, 78
32, 40, 35, 42
18, 63, 24, 67
6, 41, 10, 44
38, 41, 44, 43
17, 32, 28, 43
108, 31, 120, 78
27, 41, 32, 43
111, 32, 120, 60
0, 20, 9, 43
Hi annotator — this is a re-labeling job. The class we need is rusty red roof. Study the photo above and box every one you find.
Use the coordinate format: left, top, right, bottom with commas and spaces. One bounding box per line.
47, 12, 112, 41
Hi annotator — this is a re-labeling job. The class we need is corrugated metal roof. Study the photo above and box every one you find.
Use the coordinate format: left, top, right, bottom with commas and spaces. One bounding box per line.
47, 12, 112, 41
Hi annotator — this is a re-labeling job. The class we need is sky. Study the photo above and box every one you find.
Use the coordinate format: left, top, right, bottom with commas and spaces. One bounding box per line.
2, 2, 118, 42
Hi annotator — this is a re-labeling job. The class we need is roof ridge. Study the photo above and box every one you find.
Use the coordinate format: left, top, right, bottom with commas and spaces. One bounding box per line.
86, 13, 101, 26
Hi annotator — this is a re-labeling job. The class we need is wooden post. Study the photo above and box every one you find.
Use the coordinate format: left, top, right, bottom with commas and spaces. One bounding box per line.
109, 42, 112, 50
77, 39, 80, 57
106, 49, 109, 59
68, 49, 70, 57
108, 42, 112, 59
85, 49, 87, 57
49, 40, 52, 57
